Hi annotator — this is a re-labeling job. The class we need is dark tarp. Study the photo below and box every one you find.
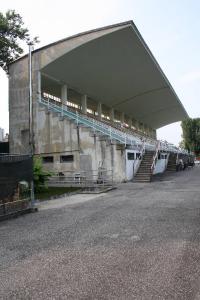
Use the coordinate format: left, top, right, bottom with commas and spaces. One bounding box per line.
0, 155, 33, 200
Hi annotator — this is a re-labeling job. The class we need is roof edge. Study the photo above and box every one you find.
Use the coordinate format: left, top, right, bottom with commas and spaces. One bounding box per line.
129, 22, 189, 119
8, 20, 134, 67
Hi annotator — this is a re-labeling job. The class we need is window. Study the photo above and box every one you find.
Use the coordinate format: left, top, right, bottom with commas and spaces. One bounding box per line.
42, 156, 54, 163
60, 155, 74, 163
136, 153, 141, 160
127, 152, 135, 160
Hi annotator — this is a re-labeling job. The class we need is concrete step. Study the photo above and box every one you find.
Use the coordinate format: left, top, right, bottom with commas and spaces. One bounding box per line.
134, 179, 151, 182
135, 175, 151, 178
135, 174, 151, 178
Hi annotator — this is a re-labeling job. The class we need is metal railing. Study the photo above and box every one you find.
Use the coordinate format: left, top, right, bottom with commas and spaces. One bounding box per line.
40, 97, 156, 149
0, 197, 32, 217
133, 139, 146, 175
39, 97, 190, 156
151, 140, 161, 173
48, 169, 114, 189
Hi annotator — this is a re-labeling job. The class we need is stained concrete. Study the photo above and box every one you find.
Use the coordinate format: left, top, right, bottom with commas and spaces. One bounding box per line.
1, 167, 200, 299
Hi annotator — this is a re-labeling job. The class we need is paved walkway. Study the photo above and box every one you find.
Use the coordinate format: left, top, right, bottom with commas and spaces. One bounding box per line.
1, 167, 200, 299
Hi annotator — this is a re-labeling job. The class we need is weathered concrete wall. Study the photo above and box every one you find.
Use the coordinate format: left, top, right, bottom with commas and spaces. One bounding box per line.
9, 57, 30, 154
35, 106, 126, 181
153, 153, 169, 174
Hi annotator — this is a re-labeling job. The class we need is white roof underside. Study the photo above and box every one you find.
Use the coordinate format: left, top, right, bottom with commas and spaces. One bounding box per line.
41, 21, 188, 129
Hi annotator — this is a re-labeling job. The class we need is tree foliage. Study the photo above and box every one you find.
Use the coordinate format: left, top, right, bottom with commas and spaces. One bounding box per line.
0, 10, 38, 73
33, 157, 52, 192
181, 118, 200, 155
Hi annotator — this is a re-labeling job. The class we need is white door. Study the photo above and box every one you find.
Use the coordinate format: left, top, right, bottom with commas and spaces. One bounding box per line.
126, 151, 135, 180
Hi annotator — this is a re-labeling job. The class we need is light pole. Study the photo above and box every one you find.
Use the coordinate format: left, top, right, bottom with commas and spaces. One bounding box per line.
28, 41, 35, 207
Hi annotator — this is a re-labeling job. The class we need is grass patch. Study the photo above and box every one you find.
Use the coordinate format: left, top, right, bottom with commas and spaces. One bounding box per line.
35, 186, 80, 200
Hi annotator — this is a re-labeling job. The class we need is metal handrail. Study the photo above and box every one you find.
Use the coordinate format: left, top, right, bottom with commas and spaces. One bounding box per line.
40, 97, 145, 147
132, 138, 146, 175
151, 140, 161, 173
39, 97, 190, 155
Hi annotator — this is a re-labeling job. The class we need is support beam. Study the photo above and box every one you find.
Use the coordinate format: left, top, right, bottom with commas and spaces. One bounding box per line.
134, 120, 139, 131
131, 119, 137, 130
61, 84, 68, 105
110, 108, 114, 122
128, 118, 132, 128
97, 102, 102, 120
121, 112, 125, 124
81, 94, 87, 114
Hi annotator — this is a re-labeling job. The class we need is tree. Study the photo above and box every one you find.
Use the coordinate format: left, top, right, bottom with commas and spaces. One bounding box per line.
0, 10, 38, 73
33, 157, 52, 192
181, 118, 200, 156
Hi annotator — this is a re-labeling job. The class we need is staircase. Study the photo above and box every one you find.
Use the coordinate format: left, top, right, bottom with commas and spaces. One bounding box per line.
166, 153, 177, 172
134, 150, 154, 182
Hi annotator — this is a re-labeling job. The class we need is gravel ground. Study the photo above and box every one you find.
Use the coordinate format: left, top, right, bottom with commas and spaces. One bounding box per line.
1, 167, 200, 299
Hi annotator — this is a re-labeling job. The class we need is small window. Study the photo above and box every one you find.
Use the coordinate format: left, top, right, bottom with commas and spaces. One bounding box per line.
136, 153, 141, 160
60, 155, 74, 163
43, 156, 54, 163
127, 152, 135, 160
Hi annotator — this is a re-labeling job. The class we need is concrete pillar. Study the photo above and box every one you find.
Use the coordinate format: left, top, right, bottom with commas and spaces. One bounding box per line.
97, 102, 102, 120
97, 102, 102, 119
38, 71, 41, 101
138, 122, 142, 132
110, 108, 114, 122
154, 129, 157, 139
134, 120, 139, 131
61, 84, 68, 105
121, 112, 125, 124
81, 94, 87, 114
141, 123, 145, 133
128, 118, 132, 128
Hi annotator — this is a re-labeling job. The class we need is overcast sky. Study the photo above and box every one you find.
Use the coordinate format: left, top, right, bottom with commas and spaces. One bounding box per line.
0, 0, 200, 145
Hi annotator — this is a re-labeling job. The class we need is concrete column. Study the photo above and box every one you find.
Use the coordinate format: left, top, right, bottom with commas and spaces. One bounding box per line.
141, 123, 145, 133
134, 120, 139, 131
154, 129, 157, 139
145, 126, 149, 136
121, 112, 125, 124
131, 119, 137, 130
110, 108, 114, 122
97, 102, 102, 120
81, 94, 87, 114
138, 122, 142, 132
38, 71, 41, 101
128, 118, 132, 128
61, 84, 68, 105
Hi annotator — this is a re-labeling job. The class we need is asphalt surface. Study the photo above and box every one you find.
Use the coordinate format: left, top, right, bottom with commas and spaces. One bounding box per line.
1, 167, 200, 299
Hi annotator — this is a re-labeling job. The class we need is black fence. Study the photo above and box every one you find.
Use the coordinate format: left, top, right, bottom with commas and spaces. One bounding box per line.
0, 142, 9, 154
0, 154, 33, 217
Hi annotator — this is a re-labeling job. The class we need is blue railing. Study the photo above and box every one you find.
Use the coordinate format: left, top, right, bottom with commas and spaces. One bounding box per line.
39, 97, 189, 155
39, 98, 144, 147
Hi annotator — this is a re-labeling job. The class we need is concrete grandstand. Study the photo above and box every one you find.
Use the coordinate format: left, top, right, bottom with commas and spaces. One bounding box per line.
8, 21, 191, 183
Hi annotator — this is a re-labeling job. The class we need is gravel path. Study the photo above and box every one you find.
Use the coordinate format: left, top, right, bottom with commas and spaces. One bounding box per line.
1, 167, 200, 299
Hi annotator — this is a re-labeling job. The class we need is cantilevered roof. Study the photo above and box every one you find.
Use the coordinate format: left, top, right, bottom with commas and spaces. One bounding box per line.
40, 21, 188, 129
